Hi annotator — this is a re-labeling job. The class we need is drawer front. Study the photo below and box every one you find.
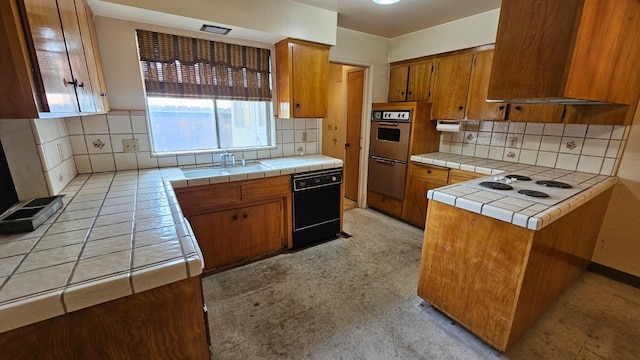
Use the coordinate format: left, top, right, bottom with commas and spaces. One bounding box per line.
367, 191, 403, 218
241, 175, 290, 201
448, 169, 484, 184
411, 163, 449, 183
175, 183, 241, 215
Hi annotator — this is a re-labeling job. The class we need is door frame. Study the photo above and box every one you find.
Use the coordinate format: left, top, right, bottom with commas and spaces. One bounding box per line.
327, 56, 375, 209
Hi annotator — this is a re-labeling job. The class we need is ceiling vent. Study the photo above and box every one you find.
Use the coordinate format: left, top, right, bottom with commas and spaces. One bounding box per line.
200, 24, 231, 35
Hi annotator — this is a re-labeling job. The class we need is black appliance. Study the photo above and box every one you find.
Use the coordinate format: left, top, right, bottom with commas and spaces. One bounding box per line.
292, 169, 343, 250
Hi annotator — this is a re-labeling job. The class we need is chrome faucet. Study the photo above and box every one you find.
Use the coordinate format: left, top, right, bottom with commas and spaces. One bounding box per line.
219, 150, 235, 167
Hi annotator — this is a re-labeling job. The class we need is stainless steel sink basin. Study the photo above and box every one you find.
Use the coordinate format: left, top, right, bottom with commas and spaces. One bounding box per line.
181, 163, 275, 179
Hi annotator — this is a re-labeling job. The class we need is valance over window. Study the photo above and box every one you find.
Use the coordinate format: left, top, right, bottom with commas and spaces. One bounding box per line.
136, 30, 272, 101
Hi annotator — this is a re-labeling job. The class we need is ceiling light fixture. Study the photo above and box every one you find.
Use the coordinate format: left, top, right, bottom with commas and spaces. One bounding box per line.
372, 0, 400, 4
200, 24, 231, 35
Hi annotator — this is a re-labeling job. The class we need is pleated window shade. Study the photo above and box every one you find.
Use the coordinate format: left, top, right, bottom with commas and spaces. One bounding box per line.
136, 30, 272, 101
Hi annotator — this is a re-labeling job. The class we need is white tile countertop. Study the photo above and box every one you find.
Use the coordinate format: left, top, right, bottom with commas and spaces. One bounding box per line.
411, 152, 617, 231
0, 155, 342, 334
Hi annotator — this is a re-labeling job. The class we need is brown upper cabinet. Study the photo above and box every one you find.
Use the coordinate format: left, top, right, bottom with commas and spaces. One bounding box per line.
465, 49, 506, 121
0, 0, 109, 119
507, 104, 566, 123
388, 60, 434, 102
431, 50, 507, 121
431, 53, 474, 120
488, 0, 640, 109
275, 39, 330, 119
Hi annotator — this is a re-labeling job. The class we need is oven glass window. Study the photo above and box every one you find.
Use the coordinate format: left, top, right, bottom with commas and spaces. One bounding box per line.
377, 128, 401, 142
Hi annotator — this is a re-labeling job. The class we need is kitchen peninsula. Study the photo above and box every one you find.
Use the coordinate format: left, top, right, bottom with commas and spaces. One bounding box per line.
0, 155, 342, 359
413, 152, 617, 351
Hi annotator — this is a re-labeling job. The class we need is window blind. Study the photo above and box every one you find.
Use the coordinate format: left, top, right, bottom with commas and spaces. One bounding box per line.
136, 30, 271, 101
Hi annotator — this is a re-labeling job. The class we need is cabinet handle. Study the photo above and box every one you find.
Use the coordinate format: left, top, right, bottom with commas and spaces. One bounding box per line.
243, 214, 247, 218
458, 106, 464, 110
295, 103, 300, 108
400, 91, 405, 95
77, 82, 85, 88
515, 106, 522, 111
408, 91, 412, 95
64, 78, 76, 87
232, 215, 238, 220
427, 170, 432, 174
345, 143, 350, 148
100, 93, 107, 97
498, 105, 505, 110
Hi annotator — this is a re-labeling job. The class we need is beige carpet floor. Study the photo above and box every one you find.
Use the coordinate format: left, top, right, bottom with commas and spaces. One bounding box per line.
202, 208, 640, 359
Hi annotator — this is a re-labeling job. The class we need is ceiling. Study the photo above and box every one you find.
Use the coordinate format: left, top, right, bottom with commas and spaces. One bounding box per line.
293, 0, 502, 38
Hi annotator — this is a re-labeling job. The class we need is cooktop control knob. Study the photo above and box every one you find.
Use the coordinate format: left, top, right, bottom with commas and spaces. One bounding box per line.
332, 176, 337, 181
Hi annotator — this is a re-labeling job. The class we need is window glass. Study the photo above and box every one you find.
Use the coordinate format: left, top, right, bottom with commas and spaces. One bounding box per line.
147, 97, 272, 154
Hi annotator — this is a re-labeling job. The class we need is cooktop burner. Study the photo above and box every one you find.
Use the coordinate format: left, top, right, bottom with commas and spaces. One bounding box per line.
517, 189, 550, 198
536, 180, 573, 189
505, 175, 532, 181
479, 181, 514, 190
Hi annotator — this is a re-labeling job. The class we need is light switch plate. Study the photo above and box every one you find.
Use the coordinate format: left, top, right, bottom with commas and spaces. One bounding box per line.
123, 139, 139, 153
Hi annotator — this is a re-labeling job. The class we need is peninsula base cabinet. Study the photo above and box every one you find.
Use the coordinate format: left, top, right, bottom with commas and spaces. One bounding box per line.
417, 188, 613, 351
175, 175, 291, 272
0, 276, 210, 360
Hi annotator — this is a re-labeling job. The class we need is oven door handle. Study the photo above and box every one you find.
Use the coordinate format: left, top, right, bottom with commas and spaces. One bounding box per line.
373, 157, 397, 166
378, 122, 399, 127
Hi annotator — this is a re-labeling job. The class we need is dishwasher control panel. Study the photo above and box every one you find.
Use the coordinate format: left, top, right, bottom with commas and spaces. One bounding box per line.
293, 169, 343, 191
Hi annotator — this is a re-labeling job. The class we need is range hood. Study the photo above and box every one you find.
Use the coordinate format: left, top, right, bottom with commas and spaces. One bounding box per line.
488, 0, 640, 106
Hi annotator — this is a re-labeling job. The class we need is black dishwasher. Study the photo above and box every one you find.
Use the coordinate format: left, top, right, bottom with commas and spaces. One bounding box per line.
292, 169, 343, 250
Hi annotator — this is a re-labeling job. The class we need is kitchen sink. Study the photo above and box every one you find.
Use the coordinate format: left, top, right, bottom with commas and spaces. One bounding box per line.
181, 163, 275, 179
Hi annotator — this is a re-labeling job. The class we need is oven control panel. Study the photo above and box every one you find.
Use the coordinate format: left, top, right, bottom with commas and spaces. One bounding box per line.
372, 110, 411, 122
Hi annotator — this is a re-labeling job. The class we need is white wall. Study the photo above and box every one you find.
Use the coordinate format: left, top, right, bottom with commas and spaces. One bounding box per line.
91, 0, 337, 45
0, 119, 49, 200
389, 9, 500, 63
593, 102, 640, 276
331, 27, 390, 103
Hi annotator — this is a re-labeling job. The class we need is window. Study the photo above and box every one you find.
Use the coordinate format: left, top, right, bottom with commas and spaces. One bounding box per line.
136, 30, 274, 154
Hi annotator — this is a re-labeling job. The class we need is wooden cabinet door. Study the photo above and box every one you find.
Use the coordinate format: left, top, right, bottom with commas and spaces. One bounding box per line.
22, 0, 78, 113
432, 53, 474, 119
407, 61, 434, 102
75, 0, 108, 112
404, 176, 445, 229
507, 104, 565, 123
466, 50, 506, 121
189, 209, 243, 271
241, 201, 284, 259
57, 0, 95, 112
291, 43, 328, 118
388, 65, 409, 102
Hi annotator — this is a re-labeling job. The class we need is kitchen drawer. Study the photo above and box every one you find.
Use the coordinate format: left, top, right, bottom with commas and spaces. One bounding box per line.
448, 169, 484, 184
410, 163, 449, 184
175, 183, 241, 215
241, 175, 290, 202
367, 191, 403, 218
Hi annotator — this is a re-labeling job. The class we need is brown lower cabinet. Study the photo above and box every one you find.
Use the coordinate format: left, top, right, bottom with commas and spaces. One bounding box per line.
189, 200, 283, 269
403, 164, 485, 229
175, 175, 291, 272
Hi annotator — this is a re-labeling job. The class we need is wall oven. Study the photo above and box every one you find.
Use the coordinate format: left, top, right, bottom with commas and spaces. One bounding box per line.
368, 109, 412, 201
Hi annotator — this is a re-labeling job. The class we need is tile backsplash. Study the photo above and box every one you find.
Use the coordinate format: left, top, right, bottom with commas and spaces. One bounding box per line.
439, 121, 629, 175
65, 110, 320, 174
31, 118, 77, 195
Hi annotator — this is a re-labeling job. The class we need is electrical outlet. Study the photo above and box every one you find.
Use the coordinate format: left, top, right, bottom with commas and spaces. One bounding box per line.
123, 139, 139, 153
57, 143, 64, 162
508, 136, 518, 147
302, 131, 308, 142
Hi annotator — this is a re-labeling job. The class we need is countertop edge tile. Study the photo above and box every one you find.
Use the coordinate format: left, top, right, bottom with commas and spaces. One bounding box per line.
0, 290, 64, 334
